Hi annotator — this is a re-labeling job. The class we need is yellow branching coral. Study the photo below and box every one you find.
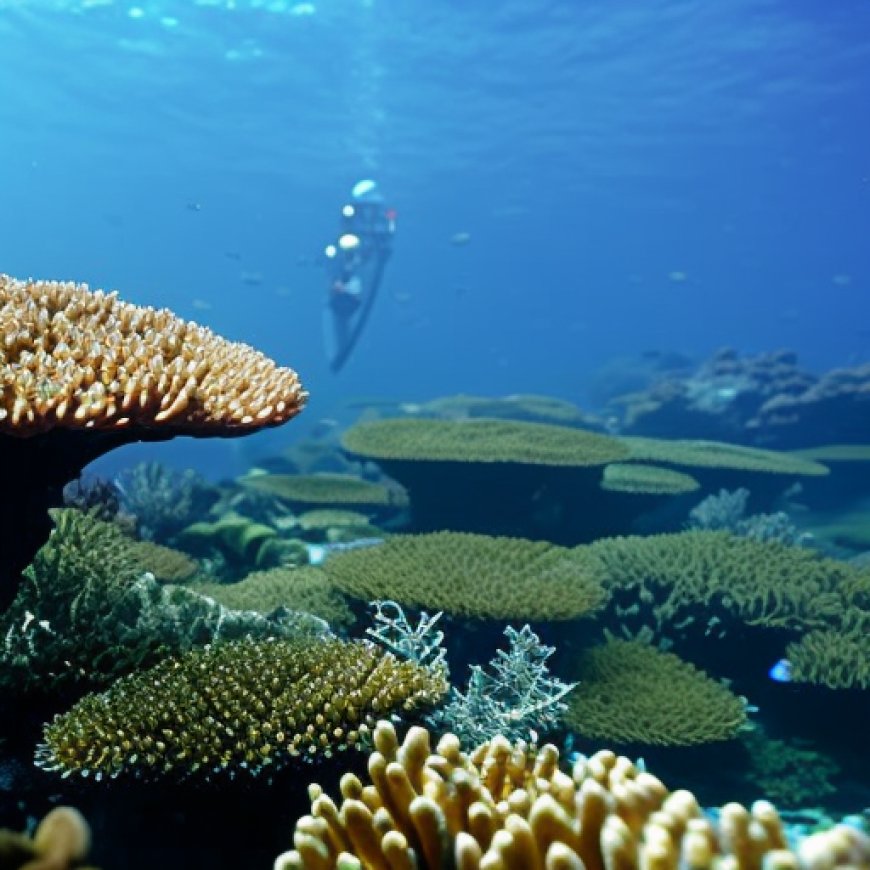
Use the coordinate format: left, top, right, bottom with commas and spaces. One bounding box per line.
275, 720, 869, 870
322, 531, 607, 621
564, 640, 747, 746
36, 637, 447, 782
0, 274, 307, 434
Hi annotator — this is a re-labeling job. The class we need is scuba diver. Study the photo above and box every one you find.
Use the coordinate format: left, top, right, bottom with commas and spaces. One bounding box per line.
322, 179, 396, 373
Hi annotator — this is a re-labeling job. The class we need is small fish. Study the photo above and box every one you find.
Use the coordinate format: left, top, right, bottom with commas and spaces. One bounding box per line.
240, 271, 264, 286
668, 270, 688, 283
186, 201, 202, 212
768, 658, 792, 683
225, 251, 242, 261
450, 232, 471, 246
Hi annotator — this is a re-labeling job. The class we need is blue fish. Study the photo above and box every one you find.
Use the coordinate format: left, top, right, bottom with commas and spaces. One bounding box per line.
768, 658, 792, 683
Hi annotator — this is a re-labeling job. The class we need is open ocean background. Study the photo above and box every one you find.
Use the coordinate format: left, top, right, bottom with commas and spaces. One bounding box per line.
1, 0, 868, 476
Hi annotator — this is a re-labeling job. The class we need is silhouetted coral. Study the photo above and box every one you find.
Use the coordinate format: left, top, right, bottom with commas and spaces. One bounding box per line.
115, 461, 218, 543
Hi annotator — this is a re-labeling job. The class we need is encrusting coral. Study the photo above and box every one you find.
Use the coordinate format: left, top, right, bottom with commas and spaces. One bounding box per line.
0, 806, 95, 870
36, 637, 448, 782
275, 719, 870, 870
564, 640, 747, 747
322, 531, 607, 621
0, 274, 307, 609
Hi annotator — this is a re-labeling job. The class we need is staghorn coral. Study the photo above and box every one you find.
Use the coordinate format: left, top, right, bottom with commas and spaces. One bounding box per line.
322, 532, 607, 621
564, 640, 747, 747
342, 417, 628, 466
36, 637, 448, 782
239, 472, 407, 510
600, 462, 700, 495
193, 566, 356, 630
430, 624, 576, 746
0, 806, 95, 870
0, 508, 328, 698
0, 274, 307, 609
591, 530, 856, 633
275, 719, 870, 870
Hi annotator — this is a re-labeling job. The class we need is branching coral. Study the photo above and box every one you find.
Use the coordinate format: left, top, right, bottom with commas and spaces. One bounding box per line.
275, 719, 870, 870
430, 625, 576, 746
36, 637, 448, 782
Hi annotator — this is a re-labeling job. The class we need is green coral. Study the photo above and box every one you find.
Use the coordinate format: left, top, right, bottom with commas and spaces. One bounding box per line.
0, 509, 328, 698
37, 637, 448, 782
786, 625, 870, 689
322, 531, 607, 620
600, 462, 700, 495
238, 472, 407, 508
341, 417, 629, 466
591, 530, 855, 632
564, 639, 747, 746
623, 437, 828, 476
193, 566, 356, 630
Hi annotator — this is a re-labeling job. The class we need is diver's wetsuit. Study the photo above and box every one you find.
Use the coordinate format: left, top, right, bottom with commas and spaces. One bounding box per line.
324, 191, 395, 372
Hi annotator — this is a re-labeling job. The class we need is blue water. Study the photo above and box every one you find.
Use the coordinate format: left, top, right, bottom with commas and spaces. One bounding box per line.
1, 0, 869, 475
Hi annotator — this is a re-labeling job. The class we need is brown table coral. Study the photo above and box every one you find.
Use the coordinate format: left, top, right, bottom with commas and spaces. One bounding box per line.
0, 274, 307, 609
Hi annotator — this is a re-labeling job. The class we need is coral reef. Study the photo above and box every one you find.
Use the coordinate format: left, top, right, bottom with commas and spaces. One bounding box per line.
624, 437, 827, 478
126, 540, 200, 583
592, 530, 855, 632
564, 640, 747, 747
342, 417, 628, 466
430, 625, 575, 745
322, 532, 607, 621
239, 472, 407, 510
176, 513, 308, 579
0, 509, 328, 698
600, 463, 700, 495
365, 601, 447, 672
36, 637, 448, 782
411, 392, 599, 428
786, 626, 870, 690
275, 719, 870, 870
0, 806, 94, 870
61, 474, 129, 527
609, 347, 870, 448
688, 488, 812, 547
193, 566, 356, 630
0, 273, 307, 609
115, 461, 218, 542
